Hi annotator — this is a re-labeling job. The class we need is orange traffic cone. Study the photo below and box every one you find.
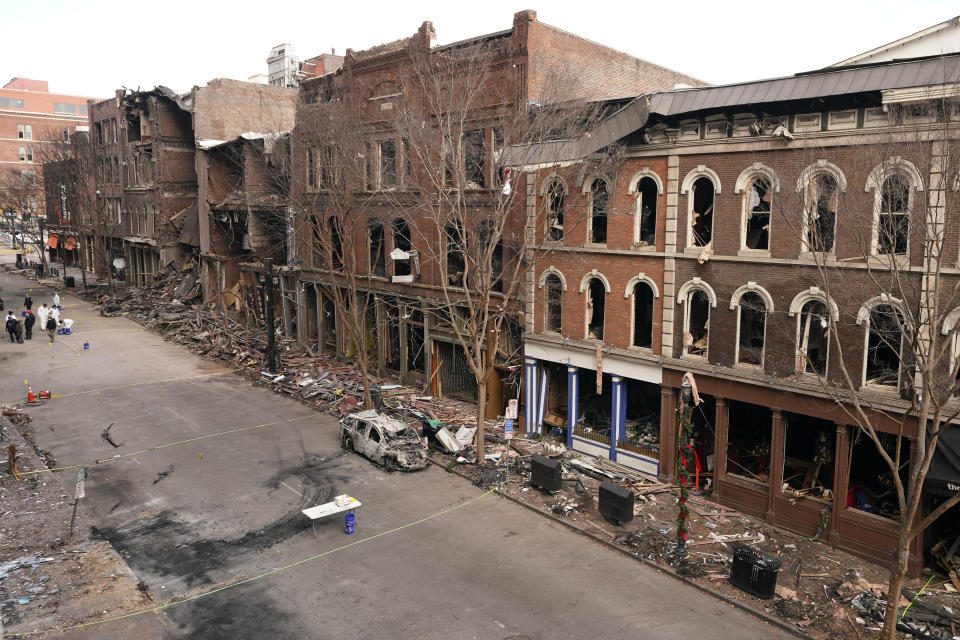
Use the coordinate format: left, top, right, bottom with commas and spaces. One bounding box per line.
26, 384, 35, 403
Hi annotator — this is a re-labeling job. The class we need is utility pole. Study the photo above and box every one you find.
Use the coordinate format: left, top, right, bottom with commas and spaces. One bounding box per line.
676, 377, 695, 552
264, 258, 277, 373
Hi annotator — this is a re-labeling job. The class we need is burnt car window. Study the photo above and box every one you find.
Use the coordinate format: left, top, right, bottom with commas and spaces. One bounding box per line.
369, 426, 382, 443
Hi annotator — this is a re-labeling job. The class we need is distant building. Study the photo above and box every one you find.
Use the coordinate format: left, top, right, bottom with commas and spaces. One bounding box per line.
833, 15, 960, 66
0, 78, 96, 221
266, 44, 344, 88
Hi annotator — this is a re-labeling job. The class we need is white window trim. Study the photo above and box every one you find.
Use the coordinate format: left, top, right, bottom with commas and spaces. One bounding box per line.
541, 271, 565, 334
796, 160, 847, 257
582, 174, 612, 246
676, 277, 717, 359
624, 273, 660, 351
730, 282, 773, 368
735, 163, 780, 256
540, 173, 568, 243
681, 165, 721, 249
628, 169, 663, 246
856, 294, 907, 390
580, 270, 610, 340
538, 266, 569, 291
865, 157, 923, 259
789, 287, 839, 378
578, 269, 611, 294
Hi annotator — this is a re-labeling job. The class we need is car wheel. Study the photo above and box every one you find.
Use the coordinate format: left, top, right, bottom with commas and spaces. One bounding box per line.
384, 457, 398, 472
342, 436, 353, 451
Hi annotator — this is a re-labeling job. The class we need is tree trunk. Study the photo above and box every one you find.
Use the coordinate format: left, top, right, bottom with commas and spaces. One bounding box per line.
881, 534, 910, 639
78, 235, 88, 291
475, 376, 486, 462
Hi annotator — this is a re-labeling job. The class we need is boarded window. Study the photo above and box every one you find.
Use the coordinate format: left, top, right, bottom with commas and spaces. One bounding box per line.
690, 177, 714, 246
878, 176, 909, 255
545, 274, 562, 333
807, 174, 837, 252
737, 292, 766, 366
797, 300, 828, 375
632, 282, 654, 348
744, 178, 771, 250
586, 278, 605, 340
866, 304, 902, 386
636, 177, 658, 247
589, 179, 608, 244
685, 290, 710, 356
546, 179, 565, 241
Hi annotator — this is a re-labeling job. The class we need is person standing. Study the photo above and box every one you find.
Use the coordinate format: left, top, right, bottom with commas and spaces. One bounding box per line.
52, 292, 60, 310
5, 311, 18, 343
23, 310, 34, 340
45, 314, 57, 343
37, 304, 48, 331
15, 313, 24, 344
23, 294, 32, 310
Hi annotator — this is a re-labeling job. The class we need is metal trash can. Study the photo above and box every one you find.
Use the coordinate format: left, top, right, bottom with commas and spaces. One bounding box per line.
15, 253, 22, 268
598, 480, 634, 525
530, 454, 562, 493
730, 545, 780, 599
64, 275, 75, 288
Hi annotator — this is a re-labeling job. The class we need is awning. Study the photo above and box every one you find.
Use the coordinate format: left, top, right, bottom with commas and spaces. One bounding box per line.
925, 428, 960, 496
46, 234, 59, 249
45, 235, 77, 250
63, 237, 76, 250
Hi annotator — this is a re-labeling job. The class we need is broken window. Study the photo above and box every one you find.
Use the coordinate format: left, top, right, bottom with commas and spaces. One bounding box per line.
589, 179, 608, 244
684, 290, 710, 357
690, 177, 714, 246
782, 414, 835, 498
797, 300, 829, 376
369, 219, 385, 277
328, 216, 343, 269
93, 122, 101, 144
878, 175, 909, 255
807, 174, 837, 253
407, 307, 425, 373
865, 304, 902, 387
636, 177, 658, 247
307, 147, 317, 188
379, 140, 397, 188
743, 177, 771, 250
392, 219, 411, 277
545, 274, 562, 333
477, 220, 502, 292
586, 278, 605, 340
632, 282, 654, 348
737, 292, 766, 366
464, 130, 485, 189
725, 401, 772, 483
312, 216, 324, 267
446, 222, 465, 287
546, 179, 565, 242
848, 429, 909, 519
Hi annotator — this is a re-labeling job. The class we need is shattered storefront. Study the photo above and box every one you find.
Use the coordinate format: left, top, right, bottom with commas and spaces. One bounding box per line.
523, 339, 663, 478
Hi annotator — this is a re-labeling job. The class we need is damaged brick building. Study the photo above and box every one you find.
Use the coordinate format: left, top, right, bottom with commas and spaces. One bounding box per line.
514, 52, 960, 572
81, 79, 296, 285
288, 9, 702, 411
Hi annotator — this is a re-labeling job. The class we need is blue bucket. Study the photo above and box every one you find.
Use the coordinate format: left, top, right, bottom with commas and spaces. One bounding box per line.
83, 342, 89, 350
64, 328, 71, 335
57, 328, 63, 335
344, 513, 355, 535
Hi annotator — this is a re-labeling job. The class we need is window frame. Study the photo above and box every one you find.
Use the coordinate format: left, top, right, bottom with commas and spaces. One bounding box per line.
583, 175, 612, 246
628, 171, 662, 249
681, 166, 721, 249
735, 164, 779, 256
789, 288, 839, 378
796, 160, 847, 257
677, 277, 717, 359
730, 283, 774, 368
543, 273, 564, 334
857, 295, 907, 390
866, 158, 923, 260
541, 176, 567, 243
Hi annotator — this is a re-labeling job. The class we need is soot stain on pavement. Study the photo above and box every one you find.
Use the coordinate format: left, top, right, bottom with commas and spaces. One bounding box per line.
167, 581, 298, 640
93, 453, 350, 589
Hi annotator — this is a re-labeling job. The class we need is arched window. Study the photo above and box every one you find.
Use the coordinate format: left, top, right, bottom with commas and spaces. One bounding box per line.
368, 219, 385, 277
545, 178, 566, 242
631, 282, 654, 348
689, 177, 715, 247
588, 178, 608, 244
684, 290, 710, 357
585, 278, 606, 340
392, 218, 411, 277
736, 292, 767, 366
858, 299, 905, 388
328, 216, 343, 268
797, 162, 846, 255
545, 274, 563, 333
445, 222, 465, 287
742, 177, 772, 251
797, 300, 829, 376
877, 176, 910, 255
635, 177, 658, 247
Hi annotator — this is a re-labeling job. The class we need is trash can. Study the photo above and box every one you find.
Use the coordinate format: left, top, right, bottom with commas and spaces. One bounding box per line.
531, 454, 562, 493
730, 545, 780, 599
64, 275, 75, 288
15, 253, 22, 268
598, 480, 634, 525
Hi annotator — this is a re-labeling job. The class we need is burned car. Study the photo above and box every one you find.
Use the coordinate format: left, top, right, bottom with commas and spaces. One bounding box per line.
340, 410, 429, 471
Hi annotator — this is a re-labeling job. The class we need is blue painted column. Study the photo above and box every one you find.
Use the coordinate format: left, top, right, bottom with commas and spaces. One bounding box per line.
566, 365, 578, 449
524, 356, 538, 435
610, 375, 626, 462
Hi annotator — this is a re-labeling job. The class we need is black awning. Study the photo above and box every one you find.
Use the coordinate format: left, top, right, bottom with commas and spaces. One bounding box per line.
926, 428, 960, 497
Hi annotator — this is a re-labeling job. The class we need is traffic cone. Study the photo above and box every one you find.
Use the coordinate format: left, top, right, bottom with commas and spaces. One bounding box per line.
27, 384, 34, 403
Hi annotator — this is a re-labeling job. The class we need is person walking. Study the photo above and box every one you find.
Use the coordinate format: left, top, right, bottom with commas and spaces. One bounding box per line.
23, 310, 34, 340
45, 314, 57, 343
23, 294, 32, 310
5, 311, 18, 343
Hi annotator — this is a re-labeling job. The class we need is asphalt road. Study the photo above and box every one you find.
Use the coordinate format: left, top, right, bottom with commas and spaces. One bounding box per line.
0, 266, 795, 640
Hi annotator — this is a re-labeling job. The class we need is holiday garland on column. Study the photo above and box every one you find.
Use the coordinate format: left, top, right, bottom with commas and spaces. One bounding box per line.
676, 374, 701, 549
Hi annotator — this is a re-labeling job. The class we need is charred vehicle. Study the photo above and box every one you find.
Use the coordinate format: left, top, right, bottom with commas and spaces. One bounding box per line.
339, 410, 429, 471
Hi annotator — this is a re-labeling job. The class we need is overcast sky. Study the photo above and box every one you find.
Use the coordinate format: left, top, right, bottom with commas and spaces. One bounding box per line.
4, 0, 958, 99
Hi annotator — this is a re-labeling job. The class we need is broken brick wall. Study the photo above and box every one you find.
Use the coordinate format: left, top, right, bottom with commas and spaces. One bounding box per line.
192, 79, 297, 142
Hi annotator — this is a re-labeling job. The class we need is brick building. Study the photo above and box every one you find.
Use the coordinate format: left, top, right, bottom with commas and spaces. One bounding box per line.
288, 9, 702, 410
83, 79, 296, 285
513, 53, 960, 571
0, 78, 95, 231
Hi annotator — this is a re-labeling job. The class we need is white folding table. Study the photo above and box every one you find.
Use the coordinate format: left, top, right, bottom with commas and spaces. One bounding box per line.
302, 497, 362, 536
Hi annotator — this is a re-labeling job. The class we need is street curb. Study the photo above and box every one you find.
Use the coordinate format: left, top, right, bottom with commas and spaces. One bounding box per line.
430, 458, 813, 640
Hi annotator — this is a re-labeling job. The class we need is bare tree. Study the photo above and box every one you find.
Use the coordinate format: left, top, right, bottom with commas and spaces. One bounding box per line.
772, 76, 960, 638
0, 166, 46, 269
